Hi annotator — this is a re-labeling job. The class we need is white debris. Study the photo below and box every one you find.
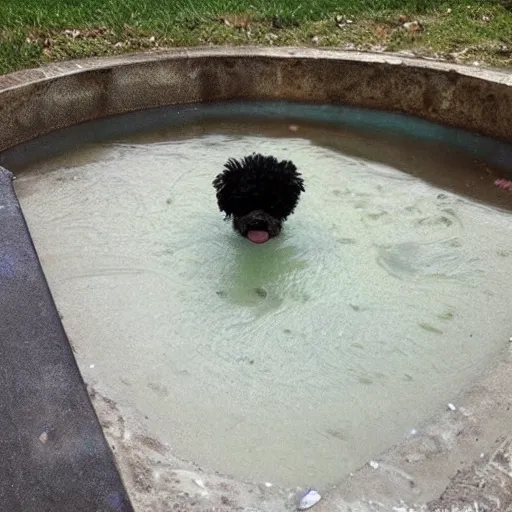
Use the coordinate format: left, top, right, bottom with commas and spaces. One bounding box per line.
264, 482, 273, 487
64, 29, 81, 38
89, 364, 95, 369
192, 478, 208, 496
509, 337, 512, 342
409, 428, 417, 436
447, 403, 456, 411
369, 460, 379, 469
335, 15, 353, 28
298, 489, 322, 510
403, 21, 421, 32
193, 479, 206, 489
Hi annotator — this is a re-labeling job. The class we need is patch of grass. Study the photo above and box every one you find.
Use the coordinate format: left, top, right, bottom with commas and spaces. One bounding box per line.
0, 31, 43, 72
0, 0, 510, 74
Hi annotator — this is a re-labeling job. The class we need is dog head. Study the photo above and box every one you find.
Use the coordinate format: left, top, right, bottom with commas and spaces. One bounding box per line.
213, 153, 305, 243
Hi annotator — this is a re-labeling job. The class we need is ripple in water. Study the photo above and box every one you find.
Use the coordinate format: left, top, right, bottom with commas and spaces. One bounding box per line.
13, 118, 512, 489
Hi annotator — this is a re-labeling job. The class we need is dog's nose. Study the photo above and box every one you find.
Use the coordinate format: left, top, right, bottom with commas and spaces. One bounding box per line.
247, 216, 269, 230
248, 222, 267, 230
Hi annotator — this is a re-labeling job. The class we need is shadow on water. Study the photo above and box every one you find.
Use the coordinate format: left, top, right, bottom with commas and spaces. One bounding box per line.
171, 117, 512, 214
305, 127, 512, 214
2, 101, 511, 215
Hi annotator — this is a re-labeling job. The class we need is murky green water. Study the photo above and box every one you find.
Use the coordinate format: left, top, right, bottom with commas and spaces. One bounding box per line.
12, 113, 512, 488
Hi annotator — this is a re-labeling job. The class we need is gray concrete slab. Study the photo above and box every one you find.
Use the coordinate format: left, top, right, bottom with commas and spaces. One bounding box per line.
0, 167, 133, 512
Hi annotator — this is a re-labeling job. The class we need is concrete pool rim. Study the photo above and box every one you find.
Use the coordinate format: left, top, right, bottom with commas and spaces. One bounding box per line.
1, 47, 512, 511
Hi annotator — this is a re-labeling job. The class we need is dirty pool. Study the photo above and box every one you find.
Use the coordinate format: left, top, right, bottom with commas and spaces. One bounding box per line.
8, 102, 512, 489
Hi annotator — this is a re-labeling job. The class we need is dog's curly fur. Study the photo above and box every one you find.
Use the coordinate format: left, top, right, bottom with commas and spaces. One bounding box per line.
212, 153, 305, 242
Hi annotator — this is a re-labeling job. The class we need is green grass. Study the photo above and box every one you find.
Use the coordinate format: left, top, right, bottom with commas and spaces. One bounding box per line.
1, 0, 511, 74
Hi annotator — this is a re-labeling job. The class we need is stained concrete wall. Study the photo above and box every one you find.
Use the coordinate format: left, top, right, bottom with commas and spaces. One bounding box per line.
1, 48, 512, 153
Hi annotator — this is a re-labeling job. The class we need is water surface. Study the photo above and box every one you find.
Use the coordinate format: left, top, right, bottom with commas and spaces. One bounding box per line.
13, 114, 512, 488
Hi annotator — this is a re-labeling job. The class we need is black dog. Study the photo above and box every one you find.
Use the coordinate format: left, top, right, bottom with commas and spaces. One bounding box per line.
213, 153, 305, 244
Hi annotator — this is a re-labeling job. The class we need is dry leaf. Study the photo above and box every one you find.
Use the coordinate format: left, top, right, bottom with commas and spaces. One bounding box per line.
221, 15, 250, 29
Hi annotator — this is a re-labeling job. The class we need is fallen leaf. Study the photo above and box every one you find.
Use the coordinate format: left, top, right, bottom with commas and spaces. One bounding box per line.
221, 14, 250, 29
403, 21, 422, 33
374, 24, 391, 41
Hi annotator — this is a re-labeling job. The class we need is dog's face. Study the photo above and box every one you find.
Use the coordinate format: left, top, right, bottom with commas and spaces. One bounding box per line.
232, 209, 282, 243
212, 154, 305, 244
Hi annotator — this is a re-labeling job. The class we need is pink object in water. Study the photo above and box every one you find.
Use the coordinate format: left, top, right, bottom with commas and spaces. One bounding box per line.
247, 230, 270, 244
494, 178, 512, 191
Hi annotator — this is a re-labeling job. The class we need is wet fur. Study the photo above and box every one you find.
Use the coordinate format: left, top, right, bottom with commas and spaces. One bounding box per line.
212, 153, 305, 240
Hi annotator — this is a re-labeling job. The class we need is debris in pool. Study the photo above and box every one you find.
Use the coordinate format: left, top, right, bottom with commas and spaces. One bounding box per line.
39, 431, 49, 444
288, 125, 299, 132
192, 478, 209, 497
409, 428, 417, 436
264, 482, 273, 488
193, 479, 206, 490
254, 287, 268, 298
369, 460, 379, 469
447, 403, 456, 411
494, 178, 512, 191
89, 364, 95, 369
297, 489, 322, 510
